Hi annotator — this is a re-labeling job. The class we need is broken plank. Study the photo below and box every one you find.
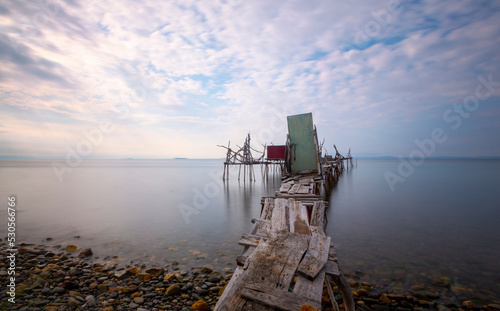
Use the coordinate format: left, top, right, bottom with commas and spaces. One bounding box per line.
288, 183, 301, 194
297, 184, 310, 194
297, 234, 331, 280
289, 200, 311, 235
270, 198, 289, 233
293, 269, 325, 307
325, 260, 340, 276
310, 201, 326, 226
240, 283, 321, 311
238, 234, 267, 248
279, 182, 292, 193
260, 198, 275, 220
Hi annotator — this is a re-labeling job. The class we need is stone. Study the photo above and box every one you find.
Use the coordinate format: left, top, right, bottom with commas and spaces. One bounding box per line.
131, 292, 141, 298
69, 291, 85, 298
145, 268, 165, 277
386, 294, 407, 300
191, 300, 208, 311
65, 245, 78, 251
374, 305, 391, 311
134, 297, 145, 304
127, 267, 142, 274
69, 267, 80, 276
379, 294, 391, 304
164, 273, 177, 281
129, 302, 139, 308
52, 287, 65, 294
136, 273, 153, 282
201, 267, 212, 274
437, 305, 452, 311
79, 248, 93, 257
102, 307, 113, 311
97, 284, 107, 292
115, 270, 133, 279
210, 286, 223, 293
42, 264, 60, 272
218, 284, 227, 296
488, 304, 500, 310
67, 297, 82, 308
348, 280, 358, 287
122, 285, 139, 293
166, 284, 181, 296
208, 276, 221, 283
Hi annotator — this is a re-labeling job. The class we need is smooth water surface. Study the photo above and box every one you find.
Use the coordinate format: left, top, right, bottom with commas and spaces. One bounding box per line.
0, 159, 499, 298
327, 159, 500, 298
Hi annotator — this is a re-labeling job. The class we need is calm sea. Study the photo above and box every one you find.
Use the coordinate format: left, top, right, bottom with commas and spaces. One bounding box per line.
0, 159, 499, 298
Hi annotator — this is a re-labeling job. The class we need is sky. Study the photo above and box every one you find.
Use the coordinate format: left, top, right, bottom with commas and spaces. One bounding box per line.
0, 0, 499, 159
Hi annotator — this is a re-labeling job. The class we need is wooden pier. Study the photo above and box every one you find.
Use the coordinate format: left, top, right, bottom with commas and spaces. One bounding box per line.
215, 113, 355, 311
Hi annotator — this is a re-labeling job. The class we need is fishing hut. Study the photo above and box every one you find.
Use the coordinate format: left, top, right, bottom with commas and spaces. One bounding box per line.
218, 134, 286, 181
215, 113, 355, 311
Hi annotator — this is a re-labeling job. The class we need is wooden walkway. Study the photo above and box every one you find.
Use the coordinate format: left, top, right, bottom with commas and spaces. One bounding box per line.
215, 159, 355, 311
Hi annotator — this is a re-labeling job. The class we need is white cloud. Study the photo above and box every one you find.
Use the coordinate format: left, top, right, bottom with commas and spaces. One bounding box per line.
1, 0, 499, 158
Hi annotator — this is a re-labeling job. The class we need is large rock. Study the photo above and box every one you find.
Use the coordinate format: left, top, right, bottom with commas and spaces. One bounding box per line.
165, 284, 181, 296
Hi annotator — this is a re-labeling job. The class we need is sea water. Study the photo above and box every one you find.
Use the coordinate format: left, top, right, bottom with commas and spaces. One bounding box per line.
0, 159, 499, 297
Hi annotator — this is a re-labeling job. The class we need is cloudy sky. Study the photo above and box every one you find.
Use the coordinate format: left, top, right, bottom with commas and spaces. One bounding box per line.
1, 0, 499, 159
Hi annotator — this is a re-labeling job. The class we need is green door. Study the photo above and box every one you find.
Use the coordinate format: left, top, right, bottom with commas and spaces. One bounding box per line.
287, 113, 318, 172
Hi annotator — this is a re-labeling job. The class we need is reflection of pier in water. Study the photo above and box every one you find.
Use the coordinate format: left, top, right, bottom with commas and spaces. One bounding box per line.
215, 113, 355, 311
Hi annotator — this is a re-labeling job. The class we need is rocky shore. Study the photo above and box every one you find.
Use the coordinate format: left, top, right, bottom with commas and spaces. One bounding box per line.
1, 243, 499, 311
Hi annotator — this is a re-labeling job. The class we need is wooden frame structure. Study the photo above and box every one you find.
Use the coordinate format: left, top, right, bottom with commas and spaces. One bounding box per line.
215, 114, 355, 311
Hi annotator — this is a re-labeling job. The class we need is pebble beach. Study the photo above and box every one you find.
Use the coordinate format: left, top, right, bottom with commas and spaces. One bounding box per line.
1, 242, 499, 311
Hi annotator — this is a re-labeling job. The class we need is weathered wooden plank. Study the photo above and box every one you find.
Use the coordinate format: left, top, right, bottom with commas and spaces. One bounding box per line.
245, 232, 309, 290
279, 182, 292, 193
220, 232, 310, 310
299, 177, 314, 184
293, 270, 325, 307
328, 242, 337, 261
297, 184, 310, 194
288, 183, 301, 194
310, 201, 326, 226
297, 234, 331, 280
250, 218, 271, 237
325, 274, 340, 311
309, 225, 326, 237
238, 234, 267, 248
271, 199, 289, 233
215, 266, 246, 310
329, 272, 356, 311
273, 194, 322, 200
289, 200, 311, 235
260, 198, 275, 220
325, 259, 340, 276
240, 283, 321, 311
